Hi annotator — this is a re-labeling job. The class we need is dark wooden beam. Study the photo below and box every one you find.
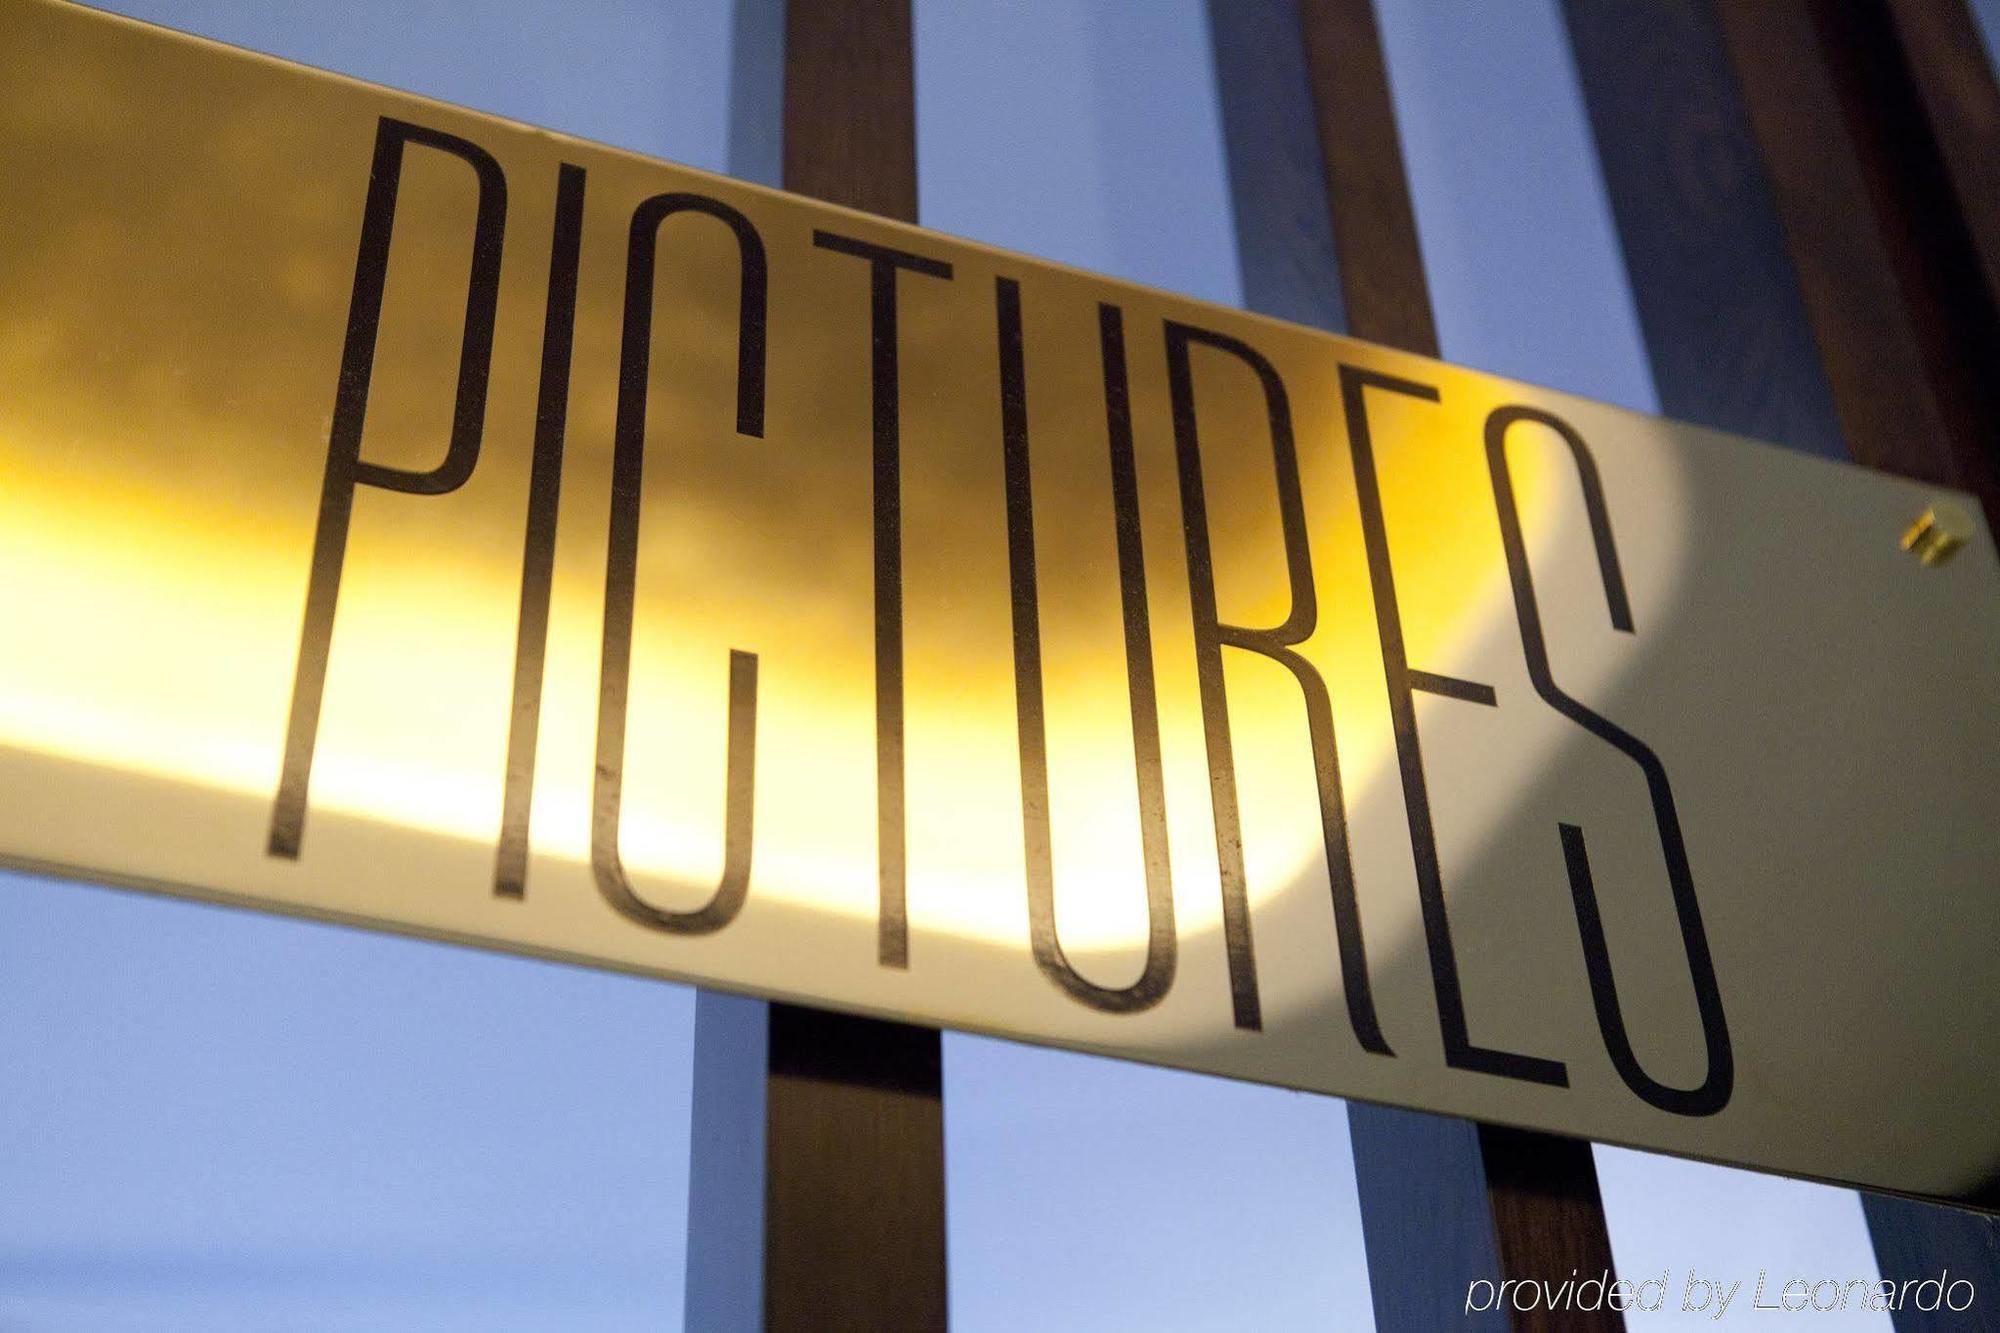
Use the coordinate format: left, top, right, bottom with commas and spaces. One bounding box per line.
783, 0, 918, 220
1863, 1198, 2000, 1333
764, 1004, 946, 1330
1707, 0, 1966, 482
1818, 0, 2000, 522
1288, 3, 1621, 1327
1479, 1124, 1621, 1324
1707, 0, 2000, 517
1882, 0, 2000, 322
762, 2, 947, 1328
1295, 0, 1438, 356
726, 0, 785, 190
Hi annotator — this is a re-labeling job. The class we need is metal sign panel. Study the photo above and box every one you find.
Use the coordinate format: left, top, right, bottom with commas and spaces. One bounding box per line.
4, 0, 1998, 1207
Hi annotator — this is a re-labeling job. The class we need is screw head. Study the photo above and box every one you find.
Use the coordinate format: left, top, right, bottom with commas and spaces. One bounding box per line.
1902, 502, 1975, 567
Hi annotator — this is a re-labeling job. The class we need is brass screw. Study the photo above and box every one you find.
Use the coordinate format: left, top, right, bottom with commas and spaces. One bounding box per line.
1902, 502, 1975, 567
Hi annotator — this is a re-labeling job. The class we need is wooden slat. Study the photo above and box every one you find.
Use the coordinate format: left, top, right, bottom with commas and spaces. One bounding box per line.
1710, 0, 2000, 517
1883, 0, 2000, 318
1708, 0, 1965, 485
1820, 0, 2000, 521
1863, 1197, 2000, 1333
1289, 3, 1621, 1326
1295, 0, 1438, 356
1344, 1102, 1511, 1330
764, 1005, 946, 1330
1466, 1138, 1619, 1332
1279, 0, 1507, 1324
1479, 1124, 1621, 1326
783, 0, 918, 220
763, 2, 946, 1328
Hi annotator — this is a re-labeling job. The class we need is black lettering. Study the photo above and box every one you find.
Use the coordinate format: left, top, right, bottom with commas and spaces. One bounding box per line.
269, 116, 507, 859
1485, 403, 1732, 1116
812, 229, 954, 967
1169, 323, 1386, 1047
1340, 365, 1565, 1086
1000, 283, 1174, 1012
592, 193, 768, 934
495, 161, 588, 899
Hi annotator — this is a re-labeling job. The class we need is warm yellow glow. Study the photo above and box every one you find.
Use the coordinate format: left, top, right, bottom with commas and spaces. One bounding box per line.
31, 0, 2000, 1213
0, 0, 1575, 970
0, 403, 1558, 958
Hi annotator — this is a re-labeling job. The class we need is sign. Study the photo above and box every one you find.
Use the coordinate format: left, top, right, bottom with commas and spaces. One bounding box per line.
4, 0, 1999, 1208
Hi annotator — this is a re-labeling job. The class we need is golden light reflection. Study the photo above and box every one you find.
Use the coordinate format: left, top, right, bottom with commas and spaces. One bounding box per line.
0, 0, 1569, 969
18, 0, 2000, 1215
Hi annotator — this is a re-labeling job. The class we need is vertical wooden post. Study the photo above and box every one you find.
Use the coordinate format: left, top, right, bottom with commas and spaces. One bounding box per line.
687, 3, 945, 1329
767, 2, 947, 1329
1286, 2, 1622, 1327
1716, 0, 2000, 517
1880, 0, 2000, 327
782, 0, 919, 220
763, 1004, 945, 1329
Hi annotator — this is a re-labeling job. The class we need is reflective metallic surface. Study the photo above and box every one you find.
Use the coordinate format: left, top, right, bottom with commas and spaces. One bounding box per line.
4, 0, 1999, 1208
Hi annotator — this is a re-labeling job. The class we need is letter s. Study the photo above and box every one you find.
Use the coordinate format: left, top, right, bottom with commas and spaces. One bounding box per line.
1484, 403, 1733, 1116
